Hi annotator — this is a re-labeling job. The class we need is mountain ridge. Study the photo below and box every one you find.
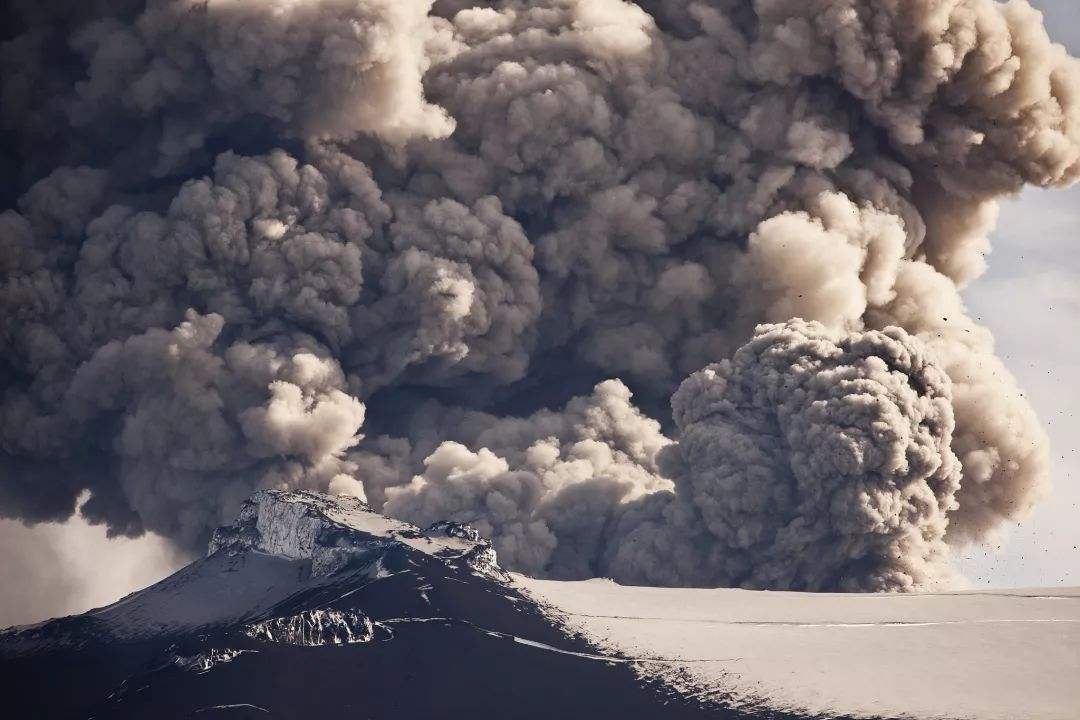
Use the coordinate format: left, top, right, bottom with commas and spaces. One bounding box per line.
1, 490, 779, 719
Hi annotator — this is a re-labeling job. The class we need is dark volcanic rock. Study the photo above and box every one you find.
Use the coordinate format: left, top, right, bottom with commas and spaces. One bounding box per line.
0, 491, 805, 719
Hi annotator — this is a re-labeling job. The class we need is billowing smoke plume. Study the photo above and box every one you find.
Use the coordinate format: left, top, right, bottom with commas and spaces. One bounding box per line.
615, 320, 964, 592
384, 320, 965, 591
384, 379, 674, 578
2, 0, 1076, 591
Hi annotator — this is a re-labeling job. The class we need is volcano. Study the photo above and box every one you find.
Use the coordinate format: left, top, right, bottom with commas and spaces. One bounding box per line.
2, 490, 1076, 720
0, 490, 743, 719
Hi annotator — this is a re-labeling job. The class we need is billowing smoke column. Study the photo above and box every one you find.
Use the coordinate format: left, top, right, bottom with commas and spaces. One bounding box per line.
1, 0, 1076, 590
611, 320, 964, 591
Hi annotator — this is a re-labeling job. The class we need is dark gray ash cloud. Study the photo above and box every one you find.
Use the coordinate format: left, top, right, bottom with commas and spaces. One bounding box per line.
1, 0, 1077, 591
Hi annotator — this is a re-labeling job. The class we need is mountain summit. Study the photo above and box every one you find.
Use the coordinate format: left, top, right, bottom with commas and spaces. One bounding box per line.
207, 489, 503, 581
4, 490, 1077, 720
0, 490, 723, 719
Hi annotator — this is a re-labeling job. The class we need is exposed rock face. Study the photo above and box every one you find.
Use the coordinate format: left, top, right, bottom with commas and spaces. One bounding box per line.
456, 541, 501, 578
208, 490, 382, 577
424, 521, 503, 577
244, 609, 375, 646
426, 521, 483, 543
172, 648, 250, 673
208, 489, 502, 579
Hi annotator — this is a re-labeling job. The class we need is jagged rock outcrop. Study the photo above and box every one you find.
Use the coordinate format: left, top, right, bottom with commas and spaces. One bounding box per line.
208, 489, 504, 579
244, 609, 375, 646
172, 648, 250, 673
422, 521, 503, 577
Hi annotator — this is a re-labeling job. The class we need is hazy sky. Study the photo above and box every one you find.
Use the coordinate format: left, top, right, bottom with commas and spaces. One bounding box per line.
0, 505, 180, 627
1, 0, 1079, 628
953, 0, 1080, 587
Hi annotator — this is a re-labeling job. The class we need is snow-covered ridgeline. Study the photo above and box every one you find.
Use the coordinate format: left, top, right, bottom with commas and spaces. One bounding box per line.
210, 490, 502, 578
209, 490, 390, 577
2, 491, 502, 650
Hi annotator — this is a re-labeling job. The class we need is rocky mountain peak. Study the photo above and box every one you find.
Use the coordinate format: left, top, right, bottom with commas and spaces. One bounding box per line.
208, 489, 502, 578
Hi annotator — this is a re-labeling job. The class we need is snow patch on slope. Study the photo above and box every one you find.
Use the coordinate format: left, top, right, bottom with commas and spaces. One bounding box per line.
70, 551, 316, 642
517, 577, 1080, 720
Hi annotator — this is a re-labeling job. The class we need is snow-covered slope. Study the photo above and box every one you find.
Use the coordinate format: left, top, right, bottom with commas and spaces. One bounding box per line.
5, 490, 1076, 720
519, 576, 1080, 720
0, 491, 724, 719
1, 490, 501, 652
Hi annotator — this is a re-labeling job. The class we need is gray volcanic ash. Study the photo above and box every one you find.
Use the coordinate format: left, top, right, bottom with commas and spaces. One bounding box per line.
2, 0, 1078, 591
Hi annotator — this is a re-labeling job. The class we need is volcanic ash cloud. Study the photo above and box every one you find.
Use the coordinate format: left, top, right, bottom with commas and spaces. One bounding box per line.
1, 0, 1076, 590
